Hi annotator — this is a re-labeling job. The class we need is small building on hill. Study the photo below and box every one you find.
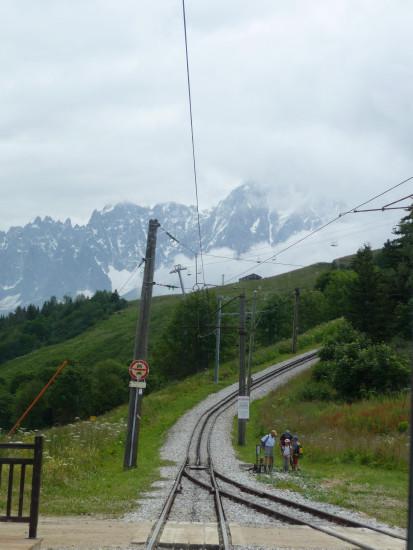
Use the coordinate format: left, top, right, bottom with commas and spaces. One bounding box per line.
239, 273, 262, 282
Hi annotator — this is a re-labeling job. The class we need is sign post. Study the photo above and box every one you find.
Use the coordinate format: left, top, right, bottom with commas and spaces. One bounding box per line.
128, 359, 149, 389
238, 292, 247, 445
123, 219, 159, 469
237, 395, 250, 420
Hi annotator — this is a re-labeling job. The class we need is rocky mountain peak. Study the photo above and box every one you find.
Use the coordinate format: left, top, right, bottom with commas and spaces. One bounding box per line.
0, 183, 337, 313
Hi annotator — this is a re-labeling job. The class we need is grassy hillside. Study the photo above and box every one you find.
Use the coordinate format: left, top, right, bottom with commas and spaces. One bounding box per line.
2, 322, 335, 516
235, 368, 409, 527
0, 263, 330, 384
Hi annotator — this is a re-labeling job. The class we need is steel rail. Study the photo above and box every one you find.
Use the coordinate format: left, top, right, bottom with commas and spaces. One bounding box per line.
145, 461, 187, 550
145, 351, 318, 549
209, 463, 231, 549
184, 470, 379, 550
194, 351, 319, 465
201, 354, 406, 546
213, 470, 406, 541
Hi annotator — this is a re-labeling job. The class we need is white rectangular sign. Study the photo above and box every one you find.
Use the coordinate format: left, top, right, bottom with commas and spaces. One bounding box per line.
129, 380, 147, 389
238, 396, 250, 420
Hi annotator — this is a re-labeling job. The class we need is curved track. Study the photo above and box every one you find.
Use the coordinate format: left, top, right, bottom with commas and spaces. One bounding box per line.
145, 351, 406, 549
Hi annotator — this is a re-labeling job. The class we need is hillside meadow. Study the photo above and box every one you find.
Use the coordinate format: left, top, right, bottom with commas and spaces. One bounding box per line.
234, 368, 409, 527
1, 323, 335, 516
0, 262, 329, 384
0, 262, 332, 431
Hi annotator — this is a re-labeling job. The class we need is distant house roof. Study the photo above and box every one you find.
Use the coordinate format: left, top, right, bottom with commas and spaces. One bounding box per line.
239, 273, 262, 282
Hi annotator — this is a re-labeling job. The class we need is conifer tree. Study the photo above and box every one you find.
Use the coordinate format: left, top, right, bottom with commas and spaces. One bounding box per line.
348, 245, 390, 340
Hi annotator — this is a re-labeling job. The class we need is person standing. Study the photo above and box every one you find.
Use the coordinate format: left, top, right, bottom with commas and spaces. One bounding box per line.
291, 435, 302, 471
279, 429, 293, 451
281, 438, 291, 472
260, 429, 277, 473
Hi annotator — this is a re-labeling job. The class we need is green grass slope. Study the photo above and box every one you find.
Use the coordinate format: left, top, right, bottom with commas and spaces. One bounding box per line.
235, 368, 409, 527
0, 262, 330, 383
3, 323, 334, 516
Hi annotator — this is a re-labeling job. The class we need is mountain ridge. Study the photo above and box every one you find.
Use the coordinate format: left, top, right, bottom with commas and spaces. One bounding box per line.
0, 183, 340, 313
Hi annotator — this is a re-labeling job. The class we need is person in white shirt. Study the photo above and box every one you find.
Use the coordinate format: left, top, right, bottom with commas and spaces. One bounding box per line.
260, 429, 277, 473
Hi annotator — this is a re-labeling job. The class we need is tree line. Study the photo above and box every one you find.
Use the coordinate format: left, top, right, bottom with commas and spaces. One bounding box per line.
0, 359, 128, 430
0, 290, 127, 365
0, 209, 410, 430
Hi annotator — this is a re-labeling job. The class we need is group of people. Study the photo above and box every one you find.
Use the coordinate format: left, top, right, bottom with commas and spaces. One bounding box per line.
260, 429, 302, 473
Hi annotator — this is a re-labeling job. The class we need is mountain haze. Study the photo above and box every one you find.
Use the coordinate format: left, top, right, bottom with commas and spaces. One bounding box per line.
0, 183, 340, 313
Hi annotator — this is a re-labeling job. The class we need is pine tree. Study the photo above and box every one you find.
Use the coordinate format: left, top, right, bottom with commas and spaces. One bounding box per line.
348, 245, 390, 340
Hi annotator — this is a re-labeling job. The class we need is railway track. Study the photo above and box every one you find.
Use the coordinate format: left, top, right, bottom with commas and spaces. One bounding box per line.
145, 351, 406, 549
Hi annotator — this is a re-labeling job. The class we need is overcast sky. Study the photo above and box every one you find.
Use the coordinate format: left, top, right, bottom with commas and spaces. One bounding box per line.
1, 0, 412, 231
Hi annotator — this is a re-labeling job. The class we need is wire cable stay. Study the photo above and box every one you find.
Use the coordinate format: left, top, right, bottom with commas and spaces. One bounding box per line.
352, 193, 413, 213
181, 0, 205, 287
159, 225, 196, 256
117, 257, 146, 295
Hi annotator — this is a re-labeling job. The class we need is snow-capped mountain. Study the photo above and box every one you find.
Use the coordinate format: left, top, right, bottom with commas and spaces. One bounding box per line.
0, 183, 340, 313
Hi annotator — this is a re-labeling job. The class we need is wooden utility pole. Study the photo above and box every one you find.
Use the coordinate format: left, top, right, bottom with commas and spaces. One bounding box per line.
292, 287, 300, 353
247, 290, 257, 395
124, 218, 160, 469
238, 292, 247, 445
214, 296, 222, 384
408, 354, 413, 550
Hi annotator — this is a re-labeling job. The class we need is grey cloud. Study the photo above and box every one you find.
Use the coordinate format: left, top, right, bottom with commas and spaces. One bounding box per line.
0, 0, 412, 229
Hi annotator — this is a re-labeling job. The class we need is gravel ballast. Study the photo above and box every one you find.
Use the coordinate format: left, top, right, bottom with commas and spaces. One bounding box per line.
125, 351, 406, 545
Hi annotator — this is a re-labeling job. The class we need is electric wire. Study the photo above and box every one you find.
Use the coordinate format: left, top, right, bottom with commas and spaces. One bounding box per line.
227, 215, 403, 257
160, 224, 304, 269
161, 209, 400, 280
228, 176, 413, 282
117, 257, 146, 295
160, 182, 411, 288
181, 0, 205, 286
159, 225, 196, 256
153, 282, 180, 290
382, 193, 413, 209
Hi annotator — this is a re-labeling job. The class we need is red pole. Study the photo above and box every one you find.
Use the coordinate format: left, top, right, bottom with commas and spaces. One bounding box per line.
8, 360, 69, 436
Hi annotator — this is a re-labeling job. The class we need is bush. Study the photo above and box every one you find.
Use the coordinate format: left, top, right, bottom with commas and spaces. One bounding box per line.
89, 359, 129, 415
318, 319, 364, 362
312, 361, 335, 384
317, 326, 410, 401
398, 420, 409, 433
296, 380, 334, 401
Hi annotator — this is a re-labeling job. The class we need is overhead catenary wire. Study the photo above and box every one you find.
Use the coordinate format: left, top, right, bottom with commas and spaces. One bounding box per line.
160, 207, 402, 280
228, 176, 413, 282
117, 257, 146, 295
181, 0, 205, 286
159, 225, 196, 257
160, 181, 411, 289
160, 224, 305, 268
352, 193, 413, 213
153, 282, 180, 290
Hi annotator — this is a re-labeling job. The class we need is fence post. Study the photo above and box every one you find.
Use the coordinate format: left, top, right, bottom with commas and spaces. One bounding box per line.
29, 436, 43, 539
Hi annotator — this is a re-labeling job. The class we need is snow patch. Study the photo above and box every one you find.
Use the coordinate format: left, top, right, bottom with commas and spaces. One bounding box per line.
76, 289, 94, 298
102, 204, 115, 214
1, 278, 22, 291
107, 265, 140, 295
250, 218, 260, 234
0, 294, 21, 313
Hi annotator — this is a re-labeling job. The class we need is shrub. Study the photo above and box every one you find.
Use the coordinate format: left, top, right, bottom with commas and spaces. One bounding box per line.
398, 420, 409, 433
318, 319, 364, 362
315, 322, 410, 401
296, 380, 334, 401
312, 361, 335, 384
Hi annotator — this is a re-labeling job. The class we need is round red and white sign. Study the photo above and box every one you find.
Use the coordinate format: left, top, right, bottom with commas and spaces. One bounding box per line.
128, 359, 149, 381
